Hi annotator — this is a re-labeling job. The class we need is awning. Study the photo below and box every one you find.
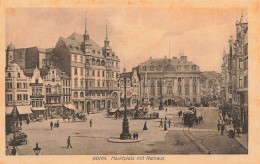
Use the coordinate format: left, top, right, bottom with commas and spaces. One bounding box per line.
31, 107, 47, 111
6, 106, 33, 115
64, 104, 75, 110
17, 106, 32, 114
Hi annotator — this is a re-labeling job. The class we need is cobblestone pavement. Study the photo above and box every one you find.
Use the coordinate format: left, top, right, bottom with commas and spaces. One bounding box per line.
6, 107, 247, 155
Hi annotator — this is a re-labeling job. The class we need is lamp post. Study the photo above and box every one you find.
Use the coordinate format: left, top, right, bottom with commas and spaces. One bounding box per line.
120, 76, 131, 139
33, 143, 41, 155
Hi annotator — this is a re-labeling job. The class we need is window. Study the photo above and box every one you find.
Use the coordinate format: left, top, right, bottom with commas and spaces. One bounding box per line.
193, 77, 196, 82
192, 65, 197, 71
239, 76, 243, 88
80, 92, 84, 98
17, 73, 20, 77
239, 58, 243, 69
150, 66, 154, 71
97, 80, 100, 87
32, 101, 35, 107
86, 59, 89, 64
23, 94, 28, 100
193, 85, 197, 95
178, 77, 181, 82
116, 62, 118, 67
80, 68, 83, 76
17, 94, 22, 100
80, 55, 83, 63
102, 80, 105, 87
244, 76, 248, 88
7, 82, 12, 89
102, 71, 105, 77
80, 79, 84, 87
74, 92, 78, 98
35, 79, 39, 83
7, 94, 13, 101
178, 85, 182, 95
52, 78, 55, 82
74, 54, 77, 62
92, 70, 95, 76
17, 83, 22, 89
74, 78, 78, 87
98, 70, 100, 77
8, 73, 11, 77
74, 67, 78, 75
23, 83, 27, 88
185, 85, 189, 95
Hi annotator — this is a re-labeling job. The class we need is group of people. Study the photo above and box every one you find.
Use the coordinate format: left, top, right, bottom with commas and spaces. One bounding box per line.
50, 120, 59, 130
132, 133, 139, 140
159, 117, 171, 129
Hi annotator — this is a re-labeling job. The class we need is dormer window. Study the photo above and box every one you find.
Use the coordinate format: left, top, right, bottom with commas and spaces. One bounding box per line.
93, 50, 96, 54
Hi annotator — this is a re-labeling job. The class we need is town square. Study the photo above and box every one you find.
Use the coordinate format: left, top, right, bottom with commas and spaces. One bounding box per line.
5, 8, 248, 155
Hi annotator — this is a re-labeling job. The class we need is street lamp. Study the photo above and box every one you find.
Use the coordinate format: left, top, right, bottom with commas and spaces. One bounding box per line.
33, 143, 41, 155
120, 75, 131, 139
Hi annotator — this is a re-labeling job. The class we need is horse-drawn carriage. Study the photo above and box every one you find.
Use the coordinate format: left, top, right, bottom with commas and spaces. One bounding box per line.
61, 112, 87, 122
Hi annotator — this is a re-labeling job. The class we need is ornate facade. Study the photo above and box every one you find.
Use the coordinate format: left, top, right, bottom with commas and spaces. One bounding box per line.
137, 55, 201, 107
53, 17, 120, 112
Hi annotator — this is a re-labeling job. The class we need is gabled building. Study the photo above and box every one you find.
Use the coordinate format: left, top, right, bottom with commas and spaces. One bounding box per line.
53, 16, 120, 112
119, 67, 140, 108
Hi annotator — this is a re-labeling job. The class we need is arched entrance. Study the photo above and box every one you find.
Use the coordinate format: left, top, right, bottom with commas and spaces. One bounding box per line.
164, 99, 177, 106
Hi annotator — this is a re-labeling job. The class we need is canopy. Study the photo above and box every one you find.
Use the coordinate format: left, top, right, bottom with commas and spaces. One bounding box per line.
6, 106, 32, 115
64, 104, 75, 110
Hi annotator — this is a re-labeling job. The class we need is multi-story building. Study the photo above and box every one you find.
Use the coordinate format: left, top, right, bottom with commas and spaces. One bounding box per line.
221, 14, 248, 133
137, 55, 201, 107
5, 62, 31, 118
221, 49, 230, 106
119, 67, 140, 108
28, 67, 46, 117
200, 71, 222, 107
41, 66, 71, 115
53, 17, 120, 112
5, 44, 53, 70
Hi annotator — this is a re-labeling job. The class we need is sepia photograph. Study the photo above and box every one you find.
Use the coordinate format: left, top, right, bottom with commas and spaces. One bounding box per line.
1, 1, 258, 161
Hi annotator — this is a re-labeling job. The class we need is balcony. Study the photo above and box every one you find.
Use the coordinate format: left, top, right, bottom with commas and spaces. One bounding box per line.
46, 93, 62, 97
87, 87, 108, 91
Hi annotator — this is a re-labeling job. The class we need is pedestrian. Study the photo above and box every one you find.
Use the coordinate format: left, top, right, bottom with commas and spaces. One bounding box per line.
133, 133, 136, 140
20, 120, 22, 127
11, 146, 16, 155
159, 119, 163, 127
143, 121, 148, 130
221, 124, 224, 135
217, 120, 220, 131
50, 121, 53, 130
90, 119, 92, 127
237, 128, 240, 137
67, 136, 72, 148
136, 133, 139, 140
115, 113, 117, 119
168, 119, 171, 128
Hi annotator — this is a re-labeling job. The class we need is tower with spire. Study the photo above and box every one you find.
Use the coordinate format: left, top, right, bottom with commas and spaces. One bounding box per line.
102, 19, 113, 57
81, 12, 92, 54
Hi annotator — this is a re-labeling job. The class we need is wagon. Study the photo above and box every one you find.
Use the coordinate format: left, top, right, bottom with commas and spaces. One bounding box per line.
183, 110, 196, 127
72, 113, 87, 122
9, 131, 27, 146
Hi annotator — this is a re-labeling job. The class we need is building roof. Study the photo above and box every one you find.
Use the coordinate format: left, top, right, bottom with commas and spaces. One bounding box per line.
139, 57, 195, 67
119, 72, 133, 78
7, 42, 15, 50
201, 71, 221, 81
38, 48, 53, 54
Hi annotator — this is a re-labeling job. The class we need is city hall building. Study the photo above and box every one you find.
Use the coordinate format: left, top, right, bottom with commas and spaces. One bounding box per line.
137, 55, 201, 107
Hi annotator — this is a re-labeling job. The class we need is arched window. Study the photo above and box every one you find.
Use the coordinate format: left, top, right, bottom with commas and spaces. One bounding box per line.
17, 73, 20, 77
92, 58, 95, 65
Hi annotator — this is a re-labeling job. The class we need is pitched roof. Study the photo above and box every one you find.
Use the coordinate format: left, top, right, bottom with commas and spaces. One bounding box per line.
140, 57, 195, 67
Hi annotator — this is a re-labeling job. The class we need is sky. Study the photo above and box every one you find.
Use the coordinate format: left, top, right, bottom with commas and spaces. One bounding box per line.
5, 7, 247, 73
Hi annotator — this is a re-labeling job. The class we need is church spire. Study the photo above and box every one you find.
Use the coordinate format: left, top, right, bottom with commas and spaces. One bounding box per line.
104, 18, 110, 46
